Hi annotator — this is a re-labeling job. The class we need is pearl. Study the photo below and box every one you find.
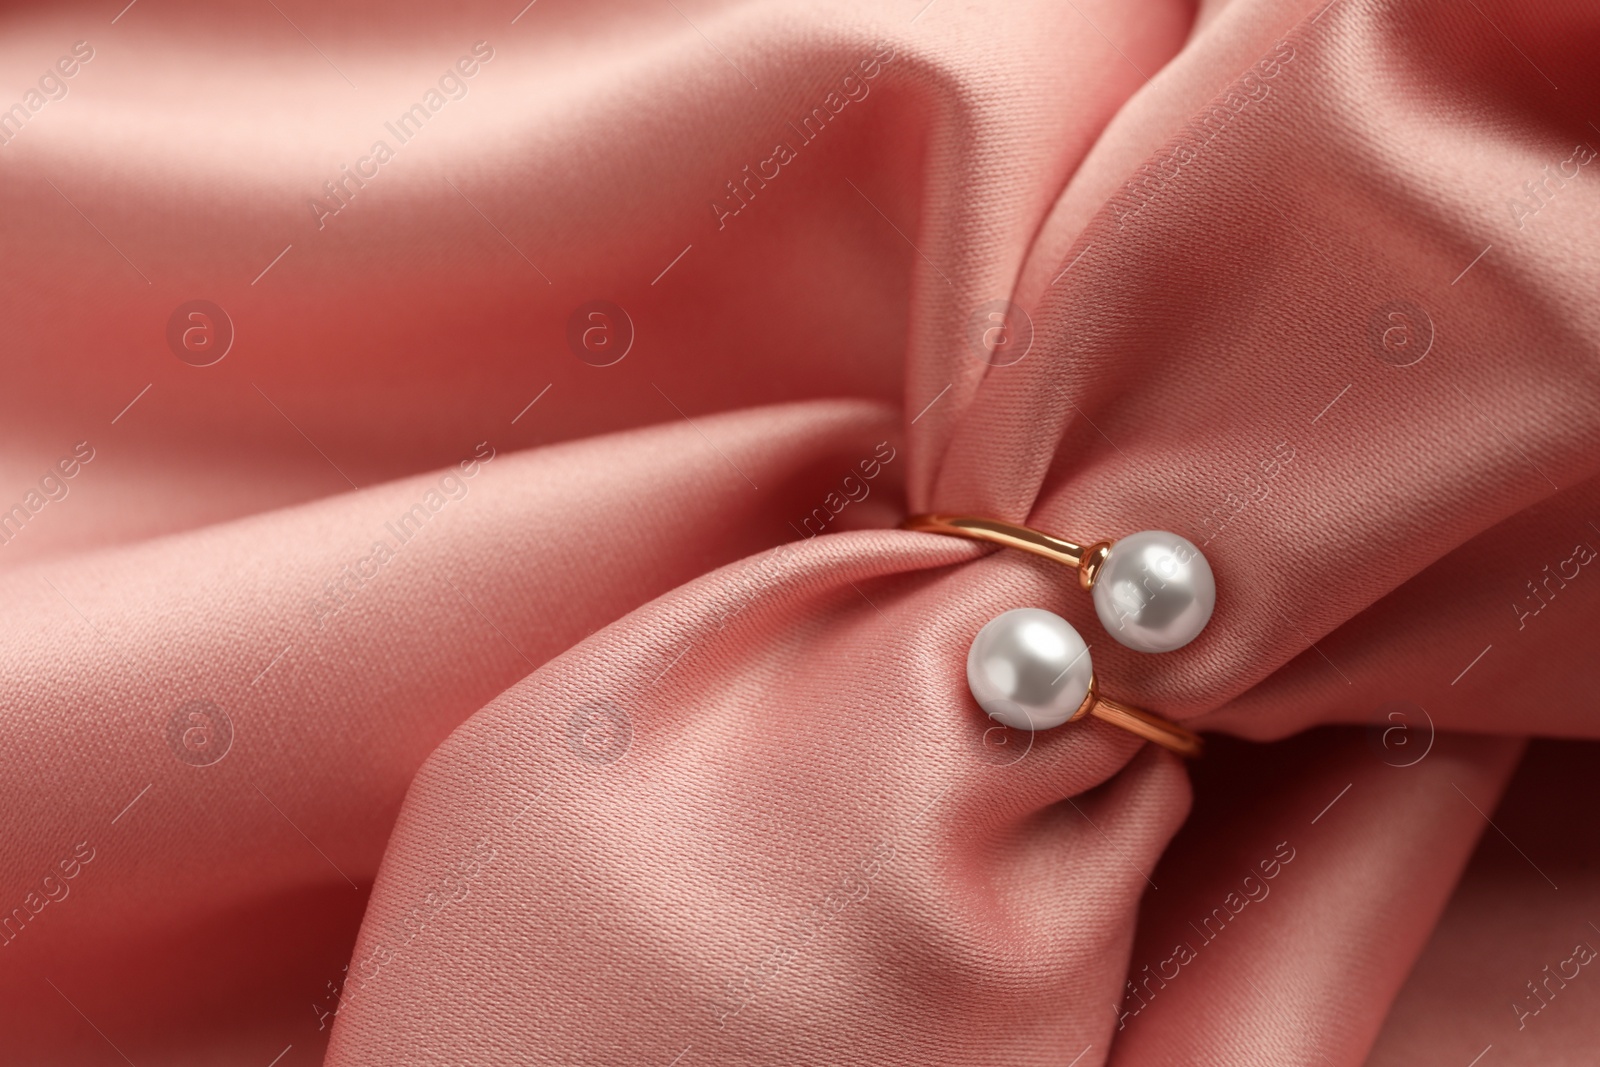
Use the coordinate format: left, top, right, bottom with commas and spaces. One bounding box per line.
966, 608, 1093, 731
1091, 530, 1215, 652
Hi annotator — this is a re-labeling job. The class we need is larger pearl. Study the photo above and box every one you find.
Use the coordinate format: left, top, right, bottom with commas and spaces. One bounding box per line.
966, 608, 1093, 731
1091, 530, 1215, 653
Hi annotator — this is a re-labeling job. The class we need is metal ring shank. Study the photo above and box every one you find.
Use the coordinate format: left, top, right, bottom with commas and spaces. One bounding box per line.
903, 513, 1089, 567
1089, 696, 1203, 759
903, 514, 1112, 590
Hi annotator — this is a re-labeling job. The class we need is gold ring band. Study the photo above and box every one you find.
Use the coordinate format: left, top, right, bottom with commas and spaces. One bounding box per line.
903, 513, 1113, 590
1074, 678, 1203, 759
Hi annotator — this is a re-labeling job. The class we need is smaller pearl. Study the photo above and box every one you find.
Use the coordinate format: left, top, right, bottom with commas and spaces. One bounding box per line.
1091, 530, 1215, 653
966, 608, 1093, 731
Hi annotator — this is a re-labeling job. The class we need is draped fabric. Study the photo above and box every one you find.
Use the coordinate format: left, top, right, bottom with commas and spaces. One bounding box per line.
2, 0, 1597, 1063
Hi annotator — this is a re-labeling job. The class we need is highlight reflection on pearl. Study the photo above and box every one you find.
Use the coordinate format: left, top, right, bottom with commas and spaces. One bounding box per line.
1091, 530, 1215, 653
966, 608, 1093, 731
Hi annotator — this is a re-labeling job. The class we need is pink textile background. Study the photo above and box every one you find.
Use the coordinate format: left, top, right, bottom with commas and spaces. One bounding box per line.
1, 0, 1597, 1063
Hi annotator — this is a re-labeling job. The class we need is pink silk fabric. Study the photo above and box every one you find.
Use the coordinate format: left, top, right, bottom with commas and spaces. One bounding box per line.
2, 0, 1597, 1063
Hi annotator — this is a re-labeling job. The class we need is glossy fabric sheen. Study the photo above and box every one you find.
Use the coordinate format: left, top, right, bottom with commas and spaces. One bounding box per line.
0, 0, 1596, 1063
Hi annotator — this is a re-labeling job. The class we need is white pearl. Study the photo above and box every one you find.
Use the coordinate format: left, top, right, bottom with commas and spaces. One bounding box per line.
966, 608, 1093, 731
1091, 530, 1215, 653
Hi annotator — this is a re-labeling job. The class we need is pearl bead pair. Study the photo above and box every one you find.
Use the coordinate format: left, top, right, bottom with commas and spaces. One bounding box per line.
902, 514, 1210, 753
